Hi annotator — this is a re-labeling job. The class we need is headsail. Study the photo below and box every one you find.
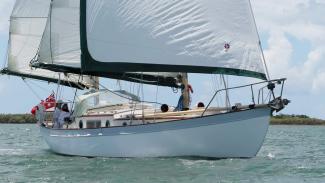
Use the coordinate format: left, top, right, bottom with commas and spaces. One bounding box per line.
34, 0, 180, 88
37, 0, 81, 71
0, 0, 95, 89
81, 0, 267, 80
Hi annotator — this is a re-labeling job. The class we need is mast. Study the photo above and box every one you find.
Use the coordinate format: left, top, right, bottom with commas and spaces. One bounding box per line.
93, 76, 100, 105
181, 73, 190, 111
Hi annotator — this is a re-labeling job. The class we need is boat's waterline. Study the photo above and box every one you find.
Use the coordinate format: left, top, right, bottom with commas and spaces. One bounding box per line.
40, 107, 271, 158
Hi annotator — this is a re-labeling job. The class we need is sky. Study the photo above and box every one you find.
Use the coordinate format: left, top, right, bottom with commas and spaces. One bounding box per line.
0, 0, 325, 119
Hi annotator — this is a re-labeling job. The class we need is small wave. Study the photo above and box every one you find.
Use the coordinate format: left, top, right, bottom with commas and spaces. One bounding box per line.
180, 159, 212, 167
0, 148, 25, 155
297, 165, 307, 169
267, 153, 275, 159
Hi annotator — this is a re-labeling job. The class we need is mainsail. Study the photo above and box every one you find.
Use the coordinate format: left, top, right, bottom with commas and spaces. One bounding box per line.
81, 0, 267, 80
32, 0, 267, 88
34, 0, 179, 88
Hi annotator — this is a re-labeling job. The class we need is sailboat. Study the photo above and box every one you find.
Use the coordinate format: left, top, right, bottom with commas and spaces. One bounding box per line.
1, 0, 289, 158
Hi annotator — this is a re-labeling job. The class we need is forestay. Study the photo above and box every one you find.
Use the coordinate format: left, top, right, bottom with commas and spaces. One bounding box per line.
1, 0, 95, 89
81, 0, 266, 79
35, 0, 180, 88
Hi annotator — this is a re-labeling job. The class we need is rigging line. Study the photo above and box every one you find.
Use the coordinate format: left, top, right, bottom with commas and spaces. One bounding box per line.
64, 75, 75, 110
11, 16, 48, 19
211, 74, 220, 107
28, 80, 52, 92
221, 74, 231, 108
226, 75, 231, 107
264, 90, 272, 104
129, 82, 137, 125
89, 77, 171, 107
129, 81, 132, 103
248, 0, 271, 81
141, 73, 145, 122
60, 83, 64, 100
68, 74, 87, 89
67, 76, 73, 89
216, 75, 221, 107
210, 74, 216, 105
219, 75, 225, 107
55, 74, 61, 100
154, 77, 160, 123
56, 74, 85, 98
131, 81, 142, 124
215, 75, 221, 107
70, 76, 81, 111
116, 80, 122, 90
22, 79, 42, 100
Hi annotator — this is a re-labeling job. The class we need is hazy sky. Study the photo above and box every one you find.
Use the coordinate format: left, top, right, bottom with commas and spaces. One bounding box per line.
0, 0, 325, 119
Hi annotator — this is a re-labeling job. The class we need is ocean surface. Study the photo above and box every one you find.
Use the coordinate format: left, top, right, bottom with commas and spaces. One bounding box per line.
0, 124, 324, 183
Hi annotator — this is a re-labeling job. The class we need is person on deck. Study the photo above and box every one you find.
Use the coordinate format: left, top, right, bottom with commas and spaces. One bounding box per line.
58, 103, 71, 129
52, 100, 63, 129
174, 84, 185, 111
174, 75, 194, 111
35, 104, 45, 124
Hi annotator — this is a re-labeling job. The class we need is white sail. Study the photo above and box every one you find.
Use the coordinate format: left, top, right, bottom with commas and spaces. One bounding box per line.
38, 0, 81, 69
83, 0, 266, 79
34, 0, 179, 87
2, 0, 95, 89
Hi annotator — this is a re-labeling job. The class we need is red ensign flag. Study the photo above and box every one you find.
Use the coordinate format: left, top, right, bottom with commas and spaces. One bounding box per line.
31, 93, 56, 115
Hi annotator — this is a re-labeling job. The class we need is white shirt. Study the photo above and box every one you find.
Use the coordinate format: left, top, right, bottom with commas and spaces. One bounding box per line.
52, 108, 61, 129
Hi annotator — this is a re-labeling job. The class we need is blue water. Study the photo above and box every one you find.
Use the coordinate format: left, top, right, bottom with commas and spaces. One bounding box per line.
0, 124, 325, 183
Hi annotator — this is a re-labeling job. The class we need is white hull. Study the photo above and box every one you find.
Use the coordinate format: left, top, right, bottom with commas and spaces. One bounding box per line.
40, 107, 271, 158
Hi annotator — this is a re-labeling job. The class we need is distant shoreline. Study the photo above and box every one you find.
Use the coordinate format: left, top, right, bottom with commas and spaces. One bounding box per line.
0, 114, 324, 125
270, 114, 325, 125
0, 114, 37, 124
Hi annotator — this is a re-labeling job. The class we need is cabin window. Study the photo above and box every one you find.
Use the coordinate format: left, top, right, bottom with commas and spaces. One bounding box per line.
79, 120, 83, 129
86, 120, 101, 129
105, 120, 110, 127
